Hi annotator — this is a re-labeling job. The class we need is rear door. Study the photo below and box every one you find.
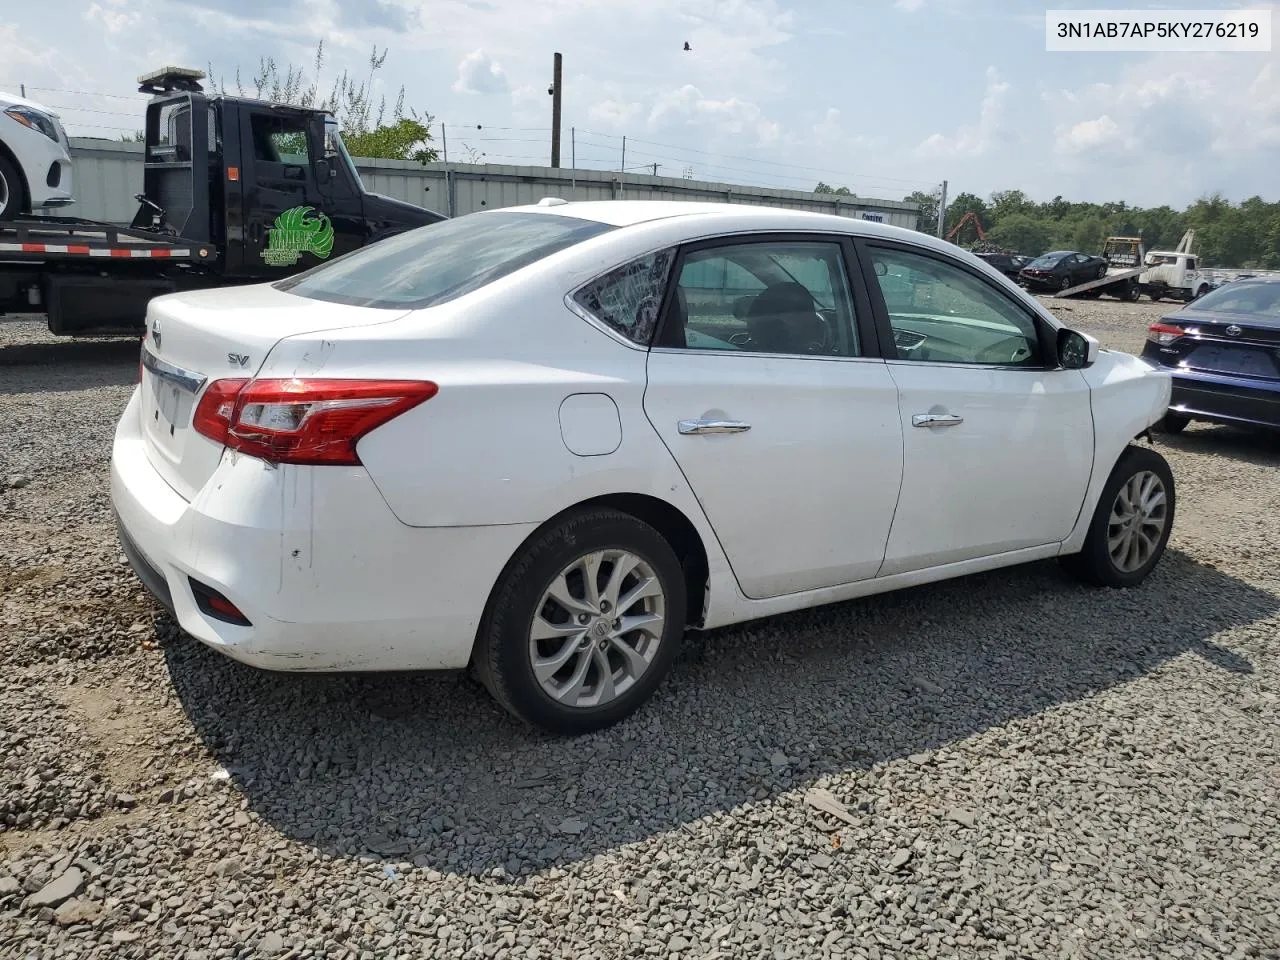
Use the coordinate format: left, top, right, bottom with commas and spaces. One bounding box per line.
642, 234, 904, 600
237, 107, 332, 280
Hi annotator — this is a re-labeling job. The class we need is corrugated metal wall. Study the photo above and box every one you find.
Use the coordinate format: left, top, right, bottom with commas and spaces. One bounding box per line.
62, 138, 920, 230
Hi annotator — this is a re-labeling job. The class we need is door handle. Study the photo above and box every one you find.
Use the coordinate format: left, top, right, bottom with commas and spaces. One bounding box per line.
912, 413, 964, 428
678, 418, 752, 435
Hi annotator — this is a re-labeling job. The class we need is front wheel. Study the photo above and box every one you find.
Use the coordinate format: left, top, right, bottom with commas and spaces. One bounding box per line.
1062, 445, 1175, 588
0, 153, 27, 220
472, 508, 687, 735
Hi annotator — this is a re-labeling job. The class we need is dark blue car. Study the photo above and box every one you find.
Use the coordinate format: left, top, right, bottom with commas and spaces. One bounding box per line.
1141, 277, 1280, 433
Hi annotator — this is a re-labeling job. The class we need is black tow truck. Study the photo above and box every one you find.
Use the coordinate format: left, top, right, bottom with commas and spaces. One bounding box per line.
0, 67, 445, 336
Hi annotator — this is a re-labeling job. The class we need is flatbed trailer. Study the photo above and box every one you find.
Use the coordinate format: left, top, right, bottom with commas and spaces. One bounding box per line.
0, 67, 443, 337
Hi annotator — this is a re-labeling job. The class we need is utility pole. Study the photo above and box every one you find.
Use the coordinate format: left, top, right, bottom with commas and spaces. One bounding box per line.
620, 136, 626, 173
651, 163, 659, 177
936, 179, 948, 239
441, 123, 453, 218
549, 52, 562, 167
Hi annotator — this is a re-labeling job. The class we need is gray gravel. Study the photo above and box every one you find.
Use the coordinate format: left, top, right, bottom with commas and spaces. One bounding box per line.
3, 302, 1279, 959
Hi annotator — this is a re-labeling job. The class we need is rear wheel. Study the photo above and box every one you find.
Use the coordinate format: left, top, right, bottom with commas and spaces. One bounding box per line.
1059, 275, 1073, 292
1062, 445, 1175, 588
472, 508, 687, 734
0, 153, 28, 220
1124, 280, 1142, 302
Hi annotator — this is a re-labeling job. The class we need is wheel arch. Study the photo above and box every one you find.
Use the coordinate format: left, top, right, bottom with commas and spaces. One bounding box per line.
0, 139, 32, 213
477, 492, 711, 647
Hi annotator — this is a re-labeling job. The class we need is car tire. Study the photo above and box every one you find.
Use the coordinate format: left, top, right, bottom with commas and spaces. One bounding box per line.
1158, 413, 1190, 434
472, 507, 688, 735
1059, 275, 1073, 292
1125, 280, 1142, 302
0, 152, 29, 220
1061, 445, 1175, 588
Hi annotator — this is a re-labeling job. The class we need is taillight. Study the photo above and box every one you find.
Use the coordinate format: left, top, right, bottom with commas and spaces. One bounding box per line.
1147, 322, 1184, 345
191, 379, 248, 443
192, 378, 437, 466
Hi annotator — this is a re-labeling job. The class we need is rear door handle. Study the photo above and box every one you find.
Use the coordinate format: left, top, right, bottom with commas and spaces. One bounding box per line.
912, 413, 964, 428
678, 418, 752, 435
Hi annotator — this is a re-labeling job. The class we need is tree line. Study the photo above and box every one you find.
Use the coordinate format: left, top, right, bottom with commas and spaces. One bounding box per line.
895, 187, 1280, 269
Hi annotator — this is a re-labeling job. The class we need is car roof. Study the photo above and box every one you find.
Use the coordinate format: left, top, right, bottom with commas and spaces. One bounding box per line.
485, 199, 983, 258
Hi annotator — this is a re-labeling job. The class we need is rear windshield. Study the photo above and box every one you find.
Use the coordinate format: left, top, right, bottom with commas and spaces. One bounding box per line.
275, 211, 615, 309
1027, 253, 1067, 268
1190, 282, 1280, 317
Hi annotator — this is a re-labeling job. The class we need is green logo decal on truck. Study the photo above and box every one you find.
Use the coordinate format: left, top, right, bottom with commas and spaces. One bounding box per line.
263, 206, 335, 266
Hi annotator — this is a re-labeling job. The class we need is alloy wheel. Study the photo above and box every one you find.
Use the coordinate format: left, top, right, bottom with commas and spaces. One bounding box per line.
528, 549, 666, 709
0, 168, 10, 216
1107, 470, 1169, 573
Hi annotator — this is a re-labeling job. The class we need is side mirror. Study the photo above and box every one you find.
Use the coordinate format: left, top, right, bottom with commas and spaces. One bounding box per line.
314, 157, 332, 184
1057, 327, 1100, 369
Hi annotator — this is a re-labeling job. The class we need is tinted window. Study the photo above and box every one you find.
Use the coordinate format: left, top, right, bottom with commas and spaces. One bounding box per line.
868, 246, 1042, 366
659, 240, 859, 357
251, 115, 308, 164
277, 212, 614, 309
573, 249, 676, 345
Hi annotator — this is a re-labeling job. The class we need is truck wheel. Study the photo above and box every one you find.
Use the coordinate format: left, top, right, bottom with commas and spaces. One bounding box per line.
0, 153, 29, 220
1125, 280, 1142, 302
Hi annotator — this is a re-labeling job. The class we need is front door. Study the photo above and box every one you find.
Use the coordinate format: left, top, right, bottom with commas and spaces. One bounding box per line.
237, 108, 332, 280
643, 236, 904, 600
858, 241, 1095, 576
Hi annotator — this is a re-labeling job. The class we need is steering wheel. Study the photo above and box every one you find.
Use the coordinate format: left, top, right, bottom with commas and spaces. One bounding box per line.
976, 336, 1034, 365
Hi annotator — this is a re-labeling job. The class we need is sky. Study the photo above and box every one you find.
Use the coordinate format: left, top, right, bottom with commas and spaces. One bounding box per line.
1, 0, 1277, 209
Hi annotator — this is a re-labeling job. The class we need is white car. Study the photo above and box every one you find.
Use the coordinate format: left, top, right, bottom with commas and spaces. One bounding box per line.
111, 201, 1176, 734
0, 90, 74, 219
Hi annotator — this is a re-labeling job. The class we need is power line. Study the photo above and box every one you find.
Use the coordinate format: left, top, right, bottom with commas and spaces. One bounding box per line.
579, 128, 937, 188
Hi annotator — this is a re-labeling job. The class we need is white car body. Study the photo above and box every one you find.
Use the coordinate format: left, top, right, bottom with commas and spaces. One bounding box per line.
0, 90, 74, 215
110, 202, 1172, 693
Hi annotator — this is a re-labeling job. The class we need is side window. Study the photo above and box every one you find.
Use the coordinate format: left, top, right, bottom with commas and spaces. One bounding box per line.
1186, 258, 1197, 272
661, 240, 859, 357
250, 115, 309, 165
572, 249, 675, 345
867, 246, 1043, 367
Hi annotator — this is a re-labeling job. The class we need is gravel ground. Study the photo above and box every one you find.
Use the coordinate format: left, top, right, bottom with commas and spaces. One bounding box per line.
2, 298, 1279, 960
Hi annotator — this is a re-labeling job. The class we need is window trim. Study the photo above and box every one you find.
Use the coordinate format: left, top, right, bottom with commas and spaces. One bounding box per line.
650, 231, 886, 361
563, 241, 681, 350
853, 237, 1063, 372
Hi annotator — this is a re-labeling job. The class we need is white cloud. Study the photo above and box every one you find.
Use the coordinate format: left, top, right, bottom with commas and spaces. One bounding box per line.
915, 66, 1008, 158
1058, 114, 1122, 154
85, 1, 142, 34
895, 0, 926, 11
813, 107, 841, 142
647, 84, 780, 144
588, 98, 642, 129
452, 49, 509, 95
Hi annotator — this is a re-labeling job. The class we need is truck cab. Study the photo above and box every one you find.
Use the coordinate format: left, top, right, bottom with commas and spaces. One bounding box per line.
135, 68, 443, 281
1139, 230, 1210, 302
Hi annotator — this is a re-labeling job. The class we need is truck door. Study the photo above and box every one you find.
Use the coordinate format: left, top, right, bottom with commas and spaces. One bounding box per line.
237, 107, 334, 279
312, 117, 369, 260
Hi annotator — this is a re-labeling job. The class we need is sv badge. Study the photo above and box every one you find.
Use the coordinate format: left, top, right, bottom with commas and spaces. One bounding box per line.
228, 352, 251, 367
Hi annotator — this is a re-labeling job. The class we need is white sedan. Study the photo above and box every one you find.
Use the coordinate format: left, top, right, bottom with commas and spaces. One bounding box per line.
111, 201, 1176, 733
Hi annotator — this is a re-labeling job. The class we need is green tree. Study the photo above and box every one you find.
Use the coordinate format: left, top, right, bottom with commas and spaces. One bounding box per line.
903, 188, 941, 236
814, 182, 853, 196
987, 213, 1052, 256
209, 40, 439, 163
945, 192, 988, 234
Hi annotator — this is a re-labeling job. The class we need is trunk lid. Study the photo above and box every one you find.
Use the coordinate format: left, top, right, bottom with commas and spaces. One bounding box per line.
1161, 310, 1280, 381
138, 282, 409, 500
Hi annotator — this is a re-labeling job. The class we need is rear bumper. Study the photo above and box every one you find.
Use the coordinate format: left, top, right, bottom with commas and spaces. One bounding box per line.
110, 388, 538, 671
1167, 370, 1280, 430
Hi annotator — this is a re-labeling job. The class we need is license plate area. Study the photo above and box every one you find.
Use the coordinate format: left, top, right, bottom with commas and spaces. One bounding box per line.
1188, 344, 1280, 379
